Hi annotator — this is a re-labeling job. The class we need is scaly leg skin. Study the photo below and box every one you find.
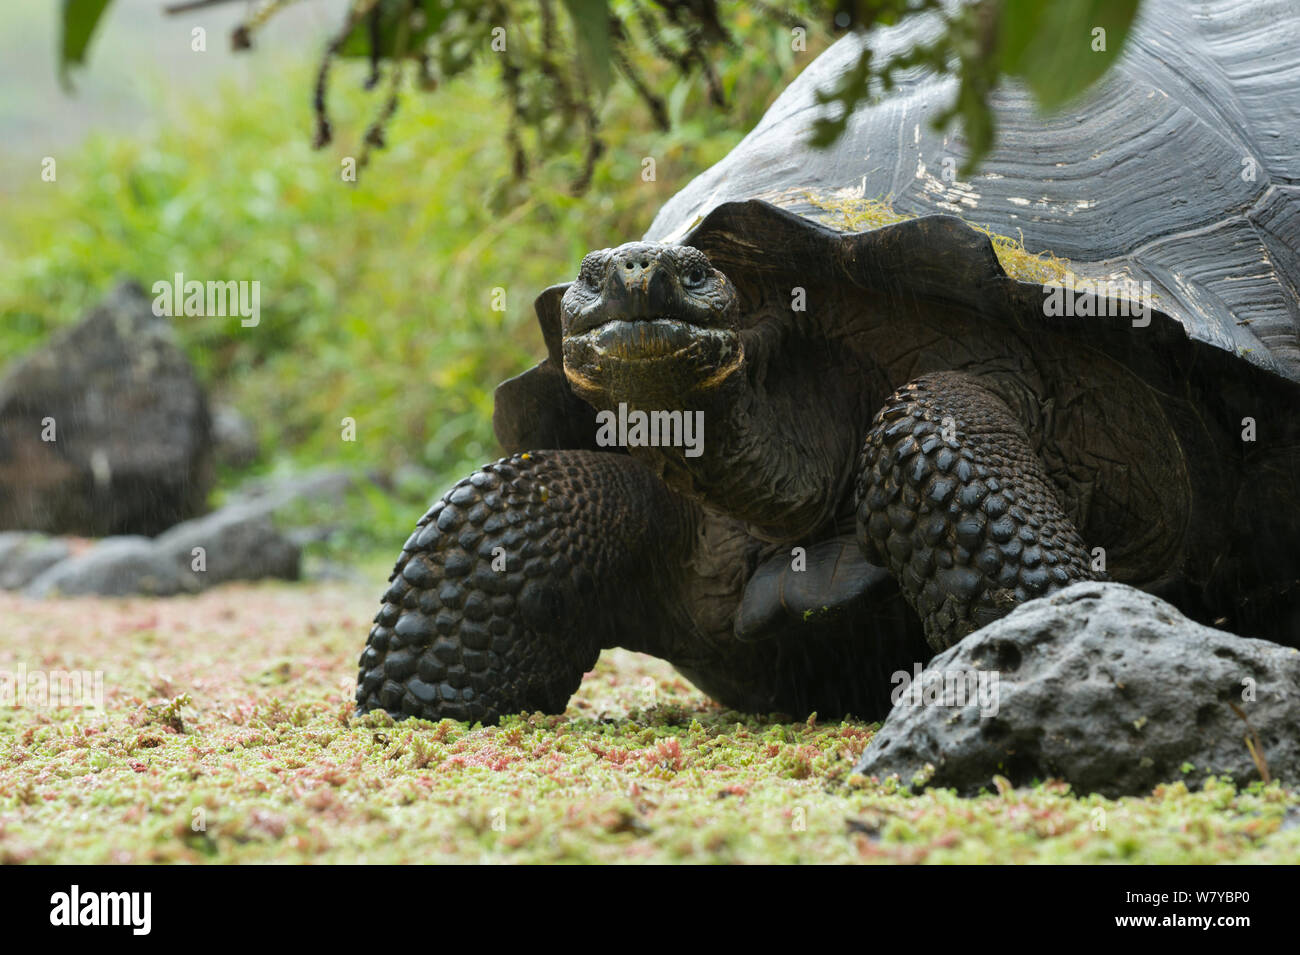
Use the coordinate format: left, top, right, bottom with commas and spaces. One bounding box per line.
356, 450, 699, 723
855, 371, 1100, 651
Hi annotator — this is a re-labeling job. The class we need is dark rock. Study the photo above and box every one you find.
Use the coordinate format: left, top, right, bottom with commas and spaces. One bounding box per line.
0, 532, 73, 589
222, 467, 364, 547
25, 503, 300, 598
23, 503, 301, 598
854, 582, 1300, 797
0, 281, 212, 536
26, 536, 185, 598
13, 461, 369, 598
211, 404, 259, 469
154, 503, 300, 587
225, 467, 357, 515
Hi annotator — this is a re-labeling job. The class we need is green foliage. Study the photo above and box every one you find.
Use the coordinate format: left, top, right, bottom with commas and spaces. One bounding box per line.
562, 0, 612, 91
58, 0, 830, 189
333, 0, 453, 62
1000, 0, 1139, 109
4, 589, 1298, 863
58, 0, 112, 89
1, 25, 807, 555
56, 0, 1143, 181
813, 0, 1138, 173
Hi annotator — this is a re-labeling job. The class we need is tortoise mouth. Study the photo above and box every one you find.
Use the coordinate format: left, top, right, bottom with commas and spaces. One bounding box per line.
572, 317, 729, 360
561, 318, 744, 403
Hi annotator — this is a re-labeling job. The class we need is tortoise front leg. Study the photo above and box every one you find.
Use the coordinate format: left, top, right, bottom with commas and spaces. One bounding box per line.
356, 450, 699, 723
855, 371, 1101, 651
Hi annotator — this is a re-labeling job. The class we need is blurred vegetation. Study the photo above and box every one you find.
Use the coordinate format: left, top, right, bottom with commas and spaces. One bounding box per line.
61, 0, 1141, 182
12, 1, 1144, 561
1, 12, 818, 557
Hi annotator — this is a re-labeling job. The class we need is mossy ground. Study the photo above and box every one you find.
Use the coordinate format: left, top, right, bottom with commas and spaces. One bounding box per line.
1, 583, 1297, 864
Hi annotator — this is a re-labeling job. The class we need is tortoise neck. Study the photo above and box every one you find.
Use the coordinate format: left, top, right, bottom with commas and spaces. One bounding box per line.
614, 365, 861, 543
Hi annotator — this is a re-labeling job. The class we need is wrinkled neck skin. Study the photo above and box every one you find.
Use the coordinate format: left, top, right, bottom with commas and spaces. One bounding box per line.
605, 325, 871, 544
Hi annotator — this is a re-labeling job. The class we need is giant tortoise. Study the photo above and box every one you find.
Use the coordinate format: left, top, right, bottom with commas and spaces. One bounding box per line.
357, 0, 1300, 724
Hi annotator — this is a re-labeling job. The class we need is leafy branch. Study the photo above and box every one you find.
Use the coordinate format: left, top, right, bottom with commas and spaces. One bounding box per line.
58, 0, 1141, 188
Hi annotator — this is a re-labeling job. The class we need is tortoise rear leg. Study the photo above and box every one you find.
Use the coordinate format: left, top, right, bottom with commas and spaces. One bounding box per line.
855, 371, 1101, 651
356, 450, 699, 723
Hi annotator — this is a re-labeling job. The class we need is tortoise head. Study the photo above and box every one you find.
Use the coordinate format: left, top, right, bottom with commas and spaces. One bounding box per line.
559, 243, 743, 408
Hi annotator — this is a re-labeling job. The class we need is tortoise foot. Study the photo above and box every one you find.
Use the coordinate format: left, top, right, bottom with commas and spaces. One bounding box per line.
856, 371, 1101, 651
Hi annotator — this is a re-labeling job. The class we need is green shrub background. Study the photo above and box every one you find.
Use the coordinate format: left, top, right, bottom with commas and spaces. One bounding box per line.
0, 11, 815, 556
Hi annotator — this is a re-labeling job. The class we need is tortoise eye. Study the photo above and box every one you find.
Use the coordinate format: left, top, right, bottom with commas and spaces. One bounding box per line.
683, 266, 709, 288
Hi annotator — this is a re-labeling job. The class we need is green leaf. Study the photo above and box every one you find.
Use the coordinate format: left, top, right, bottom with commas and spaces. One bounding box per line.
808, 46, 873, 149
59, 0, 113, 89
335, 0, 447, 61
999, 0, 1140, 110
562, 0, 611, 93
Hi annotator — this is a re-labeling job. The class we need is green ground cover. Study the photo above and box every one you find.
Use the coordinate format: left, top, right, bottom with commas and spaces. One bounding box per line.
1, 584, 1296, 864
3, 11, 1296, 866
